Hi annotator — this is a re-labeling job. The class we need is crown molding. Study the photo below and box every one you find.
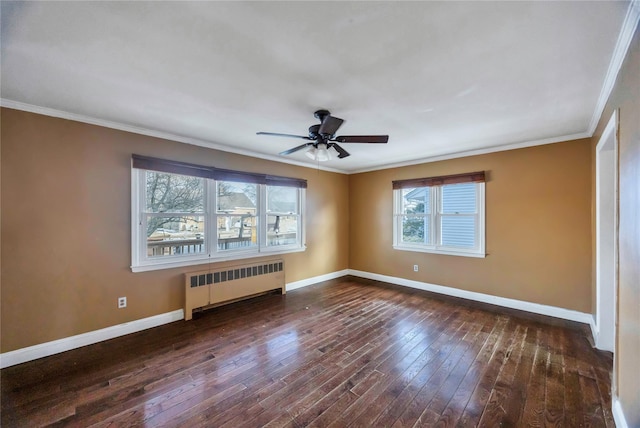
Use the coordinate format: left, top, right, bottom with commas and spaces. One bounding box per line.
588, 0, 640, 135
0, 99, 349, 175
349, 131, 591, 174
3, 0, 638, 177
2, 98, 591, 175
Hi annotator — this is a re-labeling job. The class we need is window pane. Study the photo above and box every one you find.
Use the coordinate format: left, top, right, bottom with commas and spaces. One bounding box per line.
402, 187, 429, 214
401, 215, 429, 244
217, 215, 258, 250
267, 215, 298, 246
145, 172, 204, 213
217, 181, 257, 213
441, 183, 476, 214
441, 216, 475, 248
147, 215, 205, 256
267, 186, 298, 214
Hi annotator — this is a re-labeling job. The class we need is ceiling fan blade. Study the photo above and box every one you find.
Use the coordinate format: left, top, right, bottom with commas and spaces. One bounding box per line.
257, 132, 310, 140
318, 115, 344, 136
334, 135, 389, 144
279, 143, 312, 156
330, 143, 350, 159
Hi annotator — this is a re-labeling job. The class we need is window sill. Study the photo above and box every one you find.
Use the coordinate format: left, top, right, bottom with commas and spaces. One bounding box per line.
131, 246, 306, 273
393, 245, 486, 258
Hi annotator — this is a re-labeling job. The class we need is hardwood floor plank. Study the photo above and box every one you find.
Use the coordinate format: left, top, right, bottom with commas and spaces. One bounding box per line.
372, 315, 486, 427
327, 310, 467, 427
344, 321, 466, 426
517, 327, 550, 427
475, 325, 527, 427
0, 277, 614, 427
453, 316, 516, 427
417, 321, 493, 417
289, 310, 456, 427
543, 327, 566, 427
592, 366, 615, 428
494, 325, 537, 427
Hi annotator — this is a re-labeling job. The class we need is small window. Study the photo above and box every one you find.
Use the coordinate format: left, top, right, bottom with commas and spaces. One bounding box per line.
393, 178, 485, 257
216, 181, 258, 252
143, 171, 206, 258
265, 185, 301, 249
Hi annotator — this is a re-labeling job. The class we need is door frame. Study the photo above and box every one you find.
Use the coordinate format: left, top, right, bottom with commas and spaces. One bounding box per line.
595, 109, 618, 359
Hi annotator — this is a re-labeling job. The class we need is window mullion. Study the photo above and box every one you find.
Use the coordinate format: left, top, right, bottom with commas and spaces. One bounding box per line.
299, 188, 305, 247
132, 169, 142, 266
433, 186, 439, 247
393, 190, 400, 246
207, 179, 216, 257
259, 184, 266, 249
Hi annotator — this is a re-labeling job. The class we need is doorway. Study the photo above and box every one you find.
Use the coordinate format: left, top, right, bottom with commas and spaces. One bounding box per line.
595, 110, 618, 354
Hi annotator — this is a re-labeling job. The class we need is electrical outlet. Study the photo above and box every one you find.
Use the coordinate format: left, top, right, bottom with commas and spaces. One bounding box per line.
413, 265, 419, 272
118, 297, 127, 309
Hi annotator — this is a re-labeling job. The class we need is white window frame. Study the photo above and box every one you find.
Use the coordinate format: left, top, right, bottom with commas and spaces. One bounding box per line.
131, 169, 306, 272
393, 182, 485, 258
214, 180, 259, 256
260, 185, 306, 253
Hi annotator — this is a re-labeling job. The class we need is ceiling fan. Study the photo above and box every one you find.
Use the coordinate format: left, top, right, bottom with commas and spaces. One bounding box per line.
256, 110, 388, 161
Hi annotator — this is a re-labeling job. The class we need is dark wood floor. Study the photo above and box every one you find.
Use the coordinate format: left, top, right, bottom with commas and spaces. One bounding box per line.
1, 276, 614, 427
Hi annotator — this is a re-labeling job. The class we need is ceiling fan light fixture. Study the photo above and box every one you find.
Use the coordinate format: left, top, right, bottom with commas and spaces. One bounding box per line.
316, 143, 331, 161
305, 146, 318, 160
305, 143, 332, 161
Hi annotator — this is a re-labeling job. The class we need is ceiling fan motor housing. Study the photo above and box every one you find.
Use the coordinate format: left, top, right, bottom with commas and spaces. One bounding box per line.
308, 124, 321, 140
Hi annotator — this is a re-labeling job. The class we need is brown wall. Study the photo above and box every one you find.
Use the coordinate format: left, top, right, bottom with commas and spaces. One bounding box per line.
349, 139, 592, 313
0, 108, 350, 353
591, 26, 640, 426
3, 32, 637, 420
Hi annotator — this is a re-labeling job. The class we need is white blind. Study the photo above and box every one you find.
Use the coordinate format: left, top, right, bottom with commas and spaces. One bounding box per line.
440, 183, 477, 248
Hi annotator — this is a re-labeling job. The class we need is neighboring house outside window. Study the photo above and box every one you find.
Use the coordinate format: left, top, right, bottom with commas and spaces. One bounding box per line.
393, 172, 486, 258
131, 155, 306, 272
266, 185, 302, 248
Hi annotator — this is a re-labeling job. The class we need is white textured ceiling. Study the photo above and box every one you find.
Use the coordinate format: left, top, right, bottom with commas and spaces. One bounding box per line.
0, 1, 632, 173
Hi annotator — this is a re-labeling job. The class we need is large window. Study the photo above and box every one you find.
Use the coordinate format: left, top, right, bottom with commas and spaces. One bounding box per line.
131, 155, 306, 272
393, 172, 485, 257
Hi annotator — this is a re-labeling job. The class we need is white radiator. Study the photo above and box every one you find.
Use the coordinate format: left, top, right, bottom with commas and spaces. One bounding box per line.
184, 259, 285, 320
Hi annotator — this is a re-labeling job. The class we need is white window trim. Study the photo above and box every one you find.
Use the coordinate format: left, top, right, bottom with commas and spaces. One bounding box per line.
261, 185, 306, 254
393, 182, 485, 258
131, 170, 306, 272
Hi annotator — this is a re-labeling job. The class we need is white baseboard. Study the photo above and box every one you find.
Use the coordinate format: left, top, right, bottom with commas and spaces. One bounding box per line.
591, 317, 617, 352
589, 316, 599, 348
613, 397, 629, 428
0, 269, 597, 369
348, 269, 593, 325
0, 269, 345, 369
0, 309, 184, 369
286, 269, 349, 291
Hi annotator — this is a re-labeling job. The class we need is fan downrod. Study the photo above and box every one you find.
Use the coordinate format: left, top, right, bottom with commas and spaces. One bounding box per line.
313, 109, 330, 122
